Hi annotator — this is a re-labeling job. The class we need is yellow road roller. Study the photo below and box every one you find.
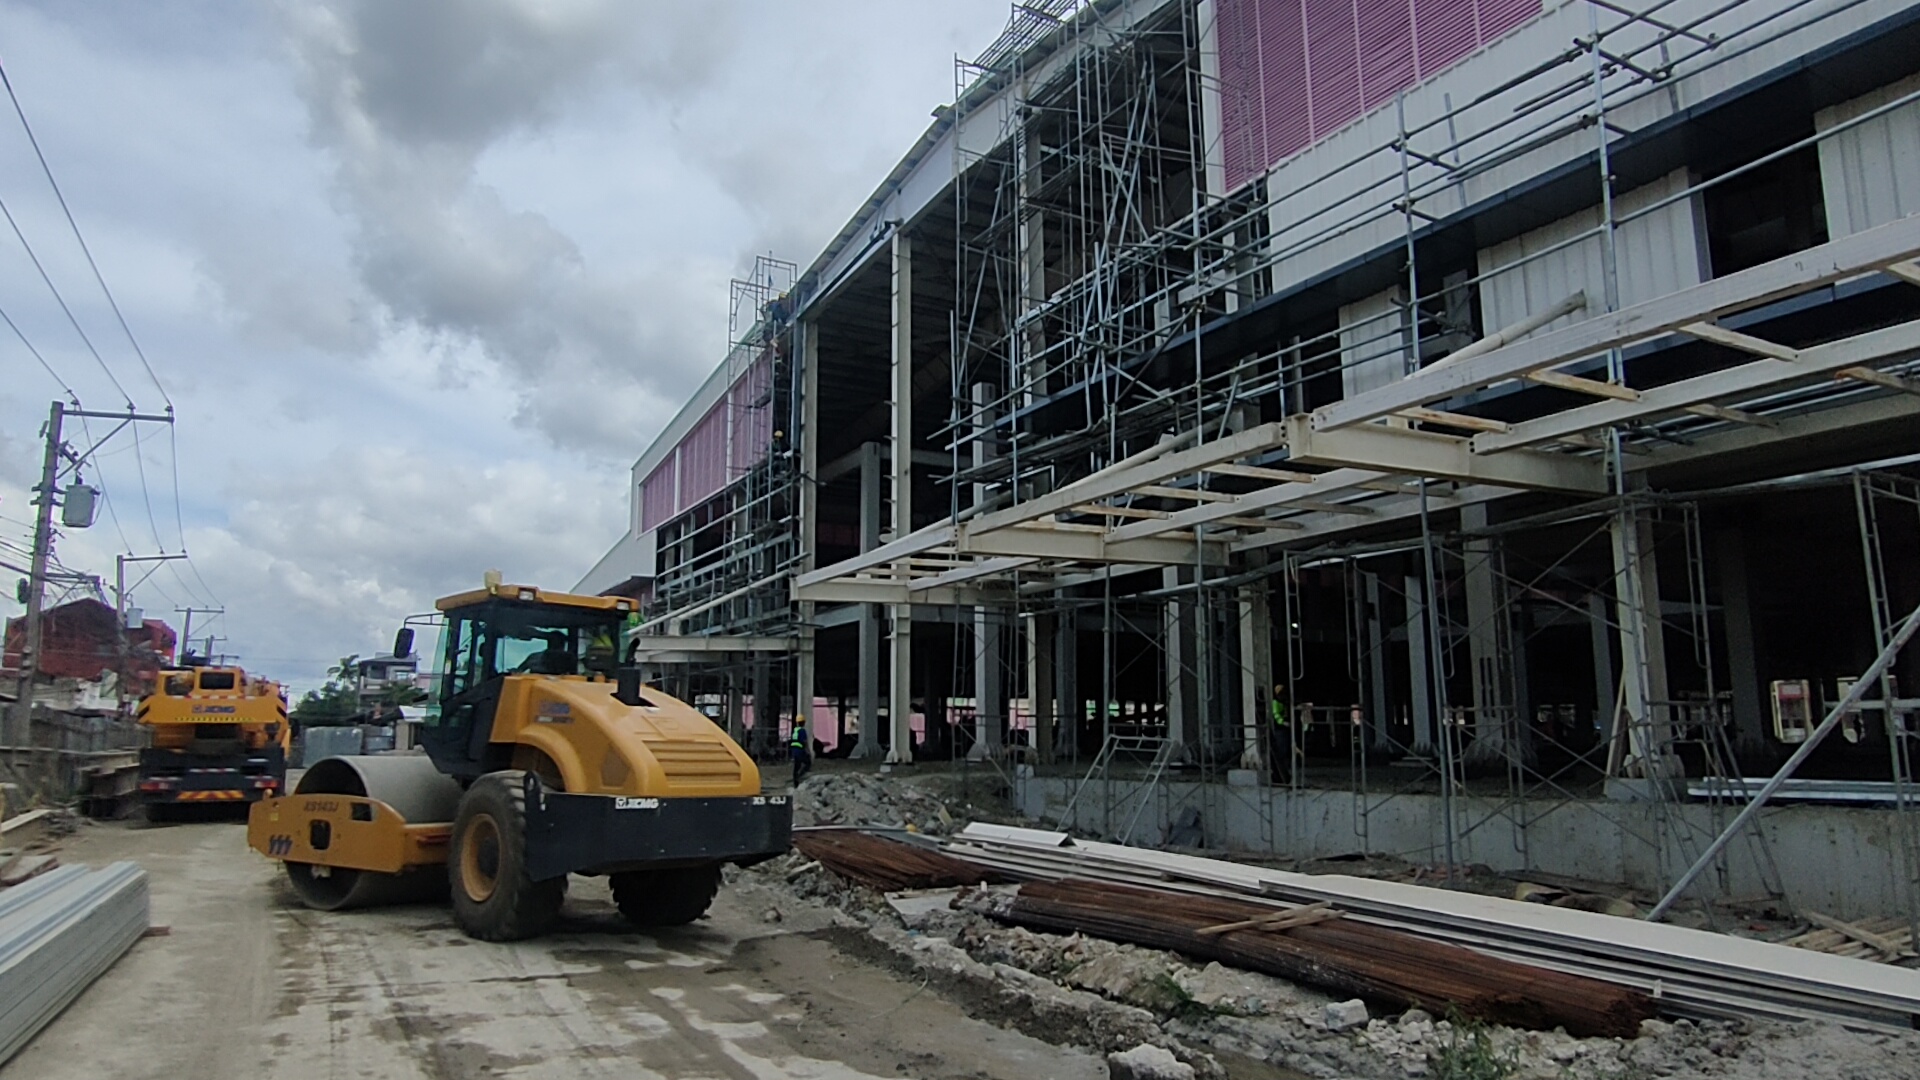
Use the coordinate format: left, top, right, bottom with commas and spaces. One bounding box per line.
248, 582, 790, 940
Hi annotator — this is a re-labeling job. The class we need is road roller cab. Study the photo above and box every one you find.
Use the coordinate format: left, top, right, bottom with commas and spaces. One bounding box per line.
248, 581, 792, 940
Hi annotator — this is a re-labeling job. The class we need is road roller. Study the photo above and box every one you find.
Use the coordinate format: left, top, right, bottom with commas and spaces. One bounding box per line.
247, 581, 791, 940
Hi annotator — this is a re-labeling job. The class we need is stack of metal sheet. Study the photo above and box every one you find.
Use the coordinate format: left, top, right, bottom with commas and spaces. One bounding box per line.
0, 862, 149, 1065
936, 824, 1920, 1032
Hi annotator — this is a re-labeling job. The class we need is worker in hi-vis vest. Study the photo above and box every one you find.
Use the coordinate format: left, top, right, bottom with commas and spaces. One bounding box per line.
1268, 684, 1291, 782
789, 718, 813, 787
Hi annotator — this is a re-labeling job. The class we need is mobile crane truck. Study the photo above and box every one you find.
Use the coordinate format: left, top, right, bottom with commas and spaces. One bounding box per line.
136, 666, 290, 819
247, 582, 791, 940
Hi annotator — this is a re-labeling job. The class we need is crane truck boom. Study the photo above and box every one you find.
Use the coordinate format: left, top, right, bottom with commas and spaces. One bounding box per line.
247, 581, 791, 940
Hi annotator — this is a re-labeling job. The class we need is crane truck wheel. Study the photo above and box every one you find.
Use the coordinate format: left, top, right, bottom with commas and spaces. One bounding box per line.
610, 865, 723, 927
449, 771, 565, 941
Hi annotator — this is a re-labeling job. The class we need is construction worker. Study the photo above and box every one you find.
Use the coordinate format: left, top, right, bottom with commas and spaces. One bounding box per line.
1268, 684, 1291, 783
789, 717, 813, 787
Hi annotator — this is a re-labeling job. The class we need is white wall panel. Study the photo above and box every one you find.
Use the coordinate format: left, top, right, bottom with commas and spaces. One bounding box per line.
1339, 287, 1409, 398
1817, 73, 1920, 238
1477, 170, 1702, 339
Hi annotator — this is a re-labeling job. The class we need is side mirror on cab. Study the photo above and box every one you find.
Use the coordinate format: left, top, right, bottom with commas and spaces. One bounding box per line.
393, 627, 415, 659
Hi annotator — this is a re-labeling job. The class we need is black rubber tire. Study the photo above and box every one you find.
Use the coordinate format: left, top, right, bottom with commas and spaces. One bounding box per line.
143, 802, 170, 824
448, 771, 566, 941
611, 865, 723, 927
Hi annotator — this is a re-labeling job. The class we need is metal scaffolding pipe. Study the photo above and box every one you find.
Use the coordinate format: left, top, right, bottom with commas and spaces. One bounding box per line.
1648, 599, 1920, 920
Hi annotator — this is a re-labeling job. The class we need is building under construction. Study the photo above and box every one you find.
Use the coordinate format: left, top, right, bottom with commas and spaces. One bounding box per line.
580, 0, 1920, 924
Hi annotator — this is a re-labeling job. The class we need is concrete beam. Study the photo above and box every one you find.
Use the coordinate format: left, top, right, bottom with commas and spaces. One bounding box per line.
1284, 416, 1607, 493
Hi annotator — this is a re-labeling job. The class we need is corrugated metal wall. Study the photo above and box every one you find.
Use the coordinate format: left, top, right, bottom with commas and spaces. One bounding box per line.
636, 353, 776, 532
1216, 0, 1542, 191
1817, 73, 1920, 239
1477, 170, 1703, 339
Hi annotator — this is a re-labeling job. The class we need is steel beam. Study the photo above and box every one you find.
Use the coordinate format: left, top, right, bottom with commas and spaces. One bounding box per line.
629, 635, 796, 656
1312, 215, 1920, 431
958, 523, 1227, 565
1473, 319, 1920, 453
964, 422, 1289, 535
1284, 416, 1607, 493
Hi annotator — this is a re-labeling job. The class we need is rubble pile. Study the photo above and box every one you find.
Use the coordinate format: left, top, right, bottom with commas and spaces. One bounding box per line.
791, 771, 961, 833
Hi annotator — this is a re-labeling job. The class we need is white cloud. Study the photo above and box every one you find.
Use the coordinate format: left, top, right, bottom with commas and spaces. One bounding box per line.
0, 0, 1010, 692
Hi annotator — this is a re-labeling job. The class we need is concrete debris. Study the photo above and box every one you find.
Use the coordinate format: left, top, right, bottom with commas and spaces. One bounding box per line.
741, 774, 1920, 1080
1323, 999, 1368, 1032
1107, 1043, 1195, 1080
793, 772, 965, 834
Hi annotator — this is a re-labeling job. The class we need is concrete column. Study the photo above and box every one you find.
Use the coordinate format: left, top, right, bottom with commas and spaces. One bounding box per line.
1163, 566, 1197, 754
1715, 525, 1768, 756
724, 679, 743, 745
969, 382, 1003, 761
750, 662, 774, 758
887, 232, 914, 764
1460, 504, 1513, 767
796, 320, 819, 758
1406, 574, 1436, 755
1237, 559, 1273, 770
1027, 612, 1055, 764
1055, 604, 1078, 760
1608, 507, 1677, 778
1589, 591, 1615, 732
853, 442, 883, 760
1363, 572, 1394, 751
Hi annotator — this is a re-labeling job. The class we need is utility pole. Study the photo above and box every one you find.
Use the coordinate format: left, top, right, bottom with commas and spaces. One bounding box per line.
175, 607, 222, 664
9, 401, 64, 746
9, 400, 175, 744
113, 553, 186, 712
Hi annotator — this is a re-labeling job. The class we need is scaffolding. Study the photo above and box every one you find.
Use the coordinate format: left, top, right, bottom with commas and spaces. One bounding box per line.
771, 0, 1920, 922
639, 256, 803, 755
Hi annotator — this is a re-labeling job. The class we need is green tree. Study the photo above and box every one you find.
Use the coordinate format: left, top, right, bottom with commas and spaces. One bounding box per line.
290, 654, 362, 728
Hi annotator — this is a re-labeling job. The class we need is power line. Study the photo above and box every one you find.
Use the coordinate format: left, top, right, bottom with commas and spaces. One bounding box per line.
0, 60, 168, 406
129, 410, 164, 551
164, 421, 220, 609
0, 297, 73, 399
0, 194, 129, 404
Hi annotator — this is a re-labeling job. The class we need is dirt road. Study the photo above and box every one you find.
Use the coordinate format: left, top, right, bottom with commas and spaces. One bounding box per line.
6, 816, 1105, 1080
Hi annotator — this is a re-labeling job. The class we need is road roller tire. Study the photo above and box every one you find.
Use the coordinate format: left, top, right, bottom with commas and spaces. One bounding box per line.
449, 771, 565, 941
611, 865, 722, 927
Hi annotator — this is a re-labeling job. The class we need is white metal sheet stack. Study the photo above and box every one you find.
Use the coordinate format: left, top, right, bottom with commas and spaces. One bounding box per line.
938, 824, 1920, 1032
0, 862, 149, 1065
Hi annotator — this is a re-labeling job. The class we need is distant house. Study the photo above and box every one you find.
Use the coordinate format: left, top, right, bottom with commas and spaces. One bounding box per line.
351, 653, 419, 712
2, 597, 177, 704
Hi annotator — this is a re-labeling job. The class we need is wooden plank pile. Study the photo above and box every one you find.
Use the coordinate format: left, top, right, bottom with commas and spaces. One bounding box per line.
0, 862, 149, 1065
966, 878, 1656, 1037
934, 824, 1920, 1032
1786, 912, 1917, 964
792, 828, 1008, 892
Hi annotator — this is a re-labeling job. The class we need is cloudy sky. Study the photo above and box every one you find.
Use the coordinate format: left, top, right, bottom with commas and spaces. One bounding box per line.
0, 0, 1010, 694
